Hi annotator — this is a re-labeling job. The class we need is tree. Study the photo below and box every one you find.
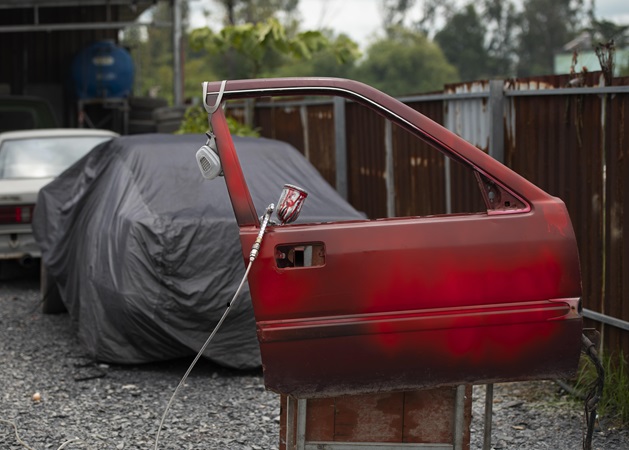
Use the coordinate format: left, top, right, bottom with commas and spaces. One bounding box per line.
189, 17, 358, 78
380, 0, 456, 37
480, 0, 519, 77
415, 0, 456, 36
121, 0, 202, 102
183, 56, 221, 101
517, 0, 589, 76
269, 31, 360, 78
215, 0, 299, 25
381, 0, 416, 29
380, 0, 519, 80
434, 4, 491, 81
588, 19, 629, 47
354, 26, 459, 96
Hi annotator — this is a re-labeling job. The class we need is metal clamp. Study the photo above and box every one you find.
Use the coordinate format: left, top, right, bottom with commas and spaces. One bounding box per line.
203, 79, 227, 114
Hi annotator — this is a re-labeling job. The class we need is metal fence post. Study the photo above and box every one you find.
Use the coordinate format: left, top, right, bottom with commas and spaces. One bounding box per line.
385, 120, 395, 217
489, 79, 504, 163
454, 385, 466, 450
300, 105, 310, 160
483, 384, 494, 450
171, 0, 183, 106
334, 97, 348, 200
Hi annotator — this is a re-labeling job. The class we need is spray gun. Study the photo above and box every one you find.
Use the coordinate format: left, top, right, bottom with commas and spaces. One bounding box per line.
249, 185, 307, 260
250, 203, 275, 262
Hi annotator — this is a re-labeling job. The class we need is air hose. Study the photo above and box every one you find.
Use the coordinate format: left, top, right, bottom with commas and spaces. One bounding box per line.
153, 203, 275, 450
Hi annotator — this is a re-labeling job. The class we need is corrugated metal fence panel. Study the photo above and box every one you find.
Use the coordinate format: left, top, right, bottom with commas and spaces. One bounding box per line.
392, 120, 447, 217
305, 104, 336, 189
406, 99, 444, 124
392, 98, 485, 217
254, 105, 305, 156
395, 100, 447, 216
444, 85, 490, 153
251, 96, 488, 220
505, 89, 605, 323
251, 102, 337, 189
253, 107, 274, 139
227, 105, 246, 126
605, 89, 629, 358
442, 89, 493, 214
449, 159, 488, 214
345, 102, 387, 218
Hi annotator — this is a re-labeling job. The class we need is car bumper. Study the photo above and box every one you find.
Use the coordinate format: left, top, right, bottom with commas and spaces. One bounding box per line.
0, 228, 41, 260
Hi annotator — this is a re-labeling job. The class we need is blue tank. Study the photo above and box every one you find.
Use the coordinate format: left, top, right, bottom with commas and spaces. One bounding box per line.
71, 40, 135, 99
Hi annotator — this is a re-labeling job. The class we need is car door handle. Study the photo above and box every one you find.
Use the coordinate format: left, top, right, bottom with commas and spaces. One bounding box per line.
275, 242, 325, 268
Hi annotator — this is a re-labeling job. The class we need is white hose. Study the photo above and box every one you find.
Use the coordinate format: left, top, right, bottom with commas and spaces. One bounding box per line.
154, 203, 274, 450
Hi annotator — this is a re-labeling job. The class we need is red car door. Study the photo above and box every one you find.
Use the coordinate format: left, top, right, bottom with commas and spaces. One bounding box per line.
205, 78, 582, 398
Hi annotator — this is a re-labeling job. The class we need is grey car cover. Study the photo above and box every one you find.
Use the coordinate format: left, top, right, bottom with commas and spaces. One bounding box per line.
32, 133, 364, 369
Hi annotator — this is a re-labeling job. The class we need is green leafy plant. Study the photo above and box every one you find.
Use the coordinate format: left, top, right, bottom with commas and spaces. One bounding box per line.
176, 105, 259, 137
225, 115, 260, 137
189, 17, 359, 78
572, 352, 629, 426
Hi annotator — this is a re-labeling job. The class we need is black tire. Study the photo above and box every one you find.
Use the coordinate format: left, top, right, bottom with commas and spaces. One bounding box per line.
41, 264, 66, 314
128, 96, 168, 110
152, 106, 187, 122
128, 109, 156, 121
156, 120, 183, 133
128, 119, 157, 134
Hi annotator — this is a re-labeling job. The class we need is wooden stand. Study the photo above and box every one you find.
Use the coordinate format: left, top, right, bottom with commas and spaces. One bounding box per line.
280, 386, 472, 450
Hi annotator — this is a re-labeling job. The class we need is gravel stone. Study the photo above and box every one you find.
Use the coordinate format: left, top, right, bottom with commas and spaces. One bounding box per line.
2, 272, 628, 449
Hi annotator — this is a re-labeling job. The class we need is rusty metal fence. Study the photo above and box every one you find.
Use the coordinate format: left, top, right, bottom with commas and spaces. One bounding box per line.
229, 73, 629, 361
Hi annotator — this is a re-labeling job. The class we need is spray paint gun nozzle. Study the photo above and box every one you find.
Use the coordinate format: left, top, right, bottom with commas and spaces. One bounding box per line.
249, 203, 275, 262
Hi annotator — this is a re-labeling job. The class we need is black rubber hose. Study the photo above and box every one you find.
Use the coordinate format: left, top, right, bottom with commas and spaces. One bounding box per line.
581, 333, 605, 450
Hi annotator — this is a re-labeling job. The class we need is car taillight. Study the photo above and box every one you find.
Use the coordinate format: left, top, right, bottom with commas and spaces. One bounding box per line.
0, 205, 35, 224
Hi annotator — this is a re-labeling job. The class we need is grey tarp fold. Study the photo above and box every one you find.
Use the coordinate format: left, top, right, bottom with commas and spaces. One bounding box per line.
33, 134, 364, 369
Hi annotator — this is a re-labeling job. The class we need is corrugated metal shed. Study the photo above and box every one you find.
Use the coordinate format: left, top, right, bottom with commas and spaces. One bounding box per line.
0, 0, 181, 125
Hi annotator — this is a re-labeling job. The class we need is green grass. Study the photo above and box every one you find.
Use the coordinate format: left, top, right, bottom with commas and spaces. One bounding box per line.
571, 351, 629, 426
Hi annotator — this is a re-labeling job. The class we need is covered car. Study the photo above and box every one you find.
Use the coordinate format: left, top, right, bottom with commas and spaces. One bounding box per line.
32, 133, 364, 369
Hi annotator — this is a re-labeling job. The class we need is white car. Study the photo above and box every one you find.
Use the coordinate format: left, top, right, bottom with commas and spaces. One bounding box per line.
0, 128, 118, 265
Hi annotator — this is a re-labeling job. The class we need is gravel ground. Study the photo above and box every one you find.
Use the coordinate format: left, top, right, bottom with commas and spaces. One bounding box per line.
1, 269, 628, 450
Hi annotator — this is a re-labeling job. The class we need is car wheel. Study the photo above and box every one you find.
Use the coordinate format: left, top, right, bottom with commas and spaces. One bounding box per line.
41, 264, 66, 314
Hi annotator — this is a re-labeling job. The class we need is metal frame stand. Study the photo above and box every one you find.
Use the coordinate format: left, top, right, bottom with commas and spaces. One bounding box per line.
77, 97, 129, 134
483, 384, 494, 450
285, 385, 483, 450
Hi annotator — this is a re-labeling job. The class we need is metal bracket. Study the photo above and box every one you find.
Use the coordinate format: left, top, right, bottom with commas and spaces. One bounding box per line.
203, 79, 227, 115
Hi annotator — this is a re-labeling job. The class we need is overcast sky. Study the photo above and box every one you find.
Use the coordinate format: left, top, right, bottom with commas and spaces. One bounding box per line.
297, 0, 629, 49
189, 0, 629, 49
